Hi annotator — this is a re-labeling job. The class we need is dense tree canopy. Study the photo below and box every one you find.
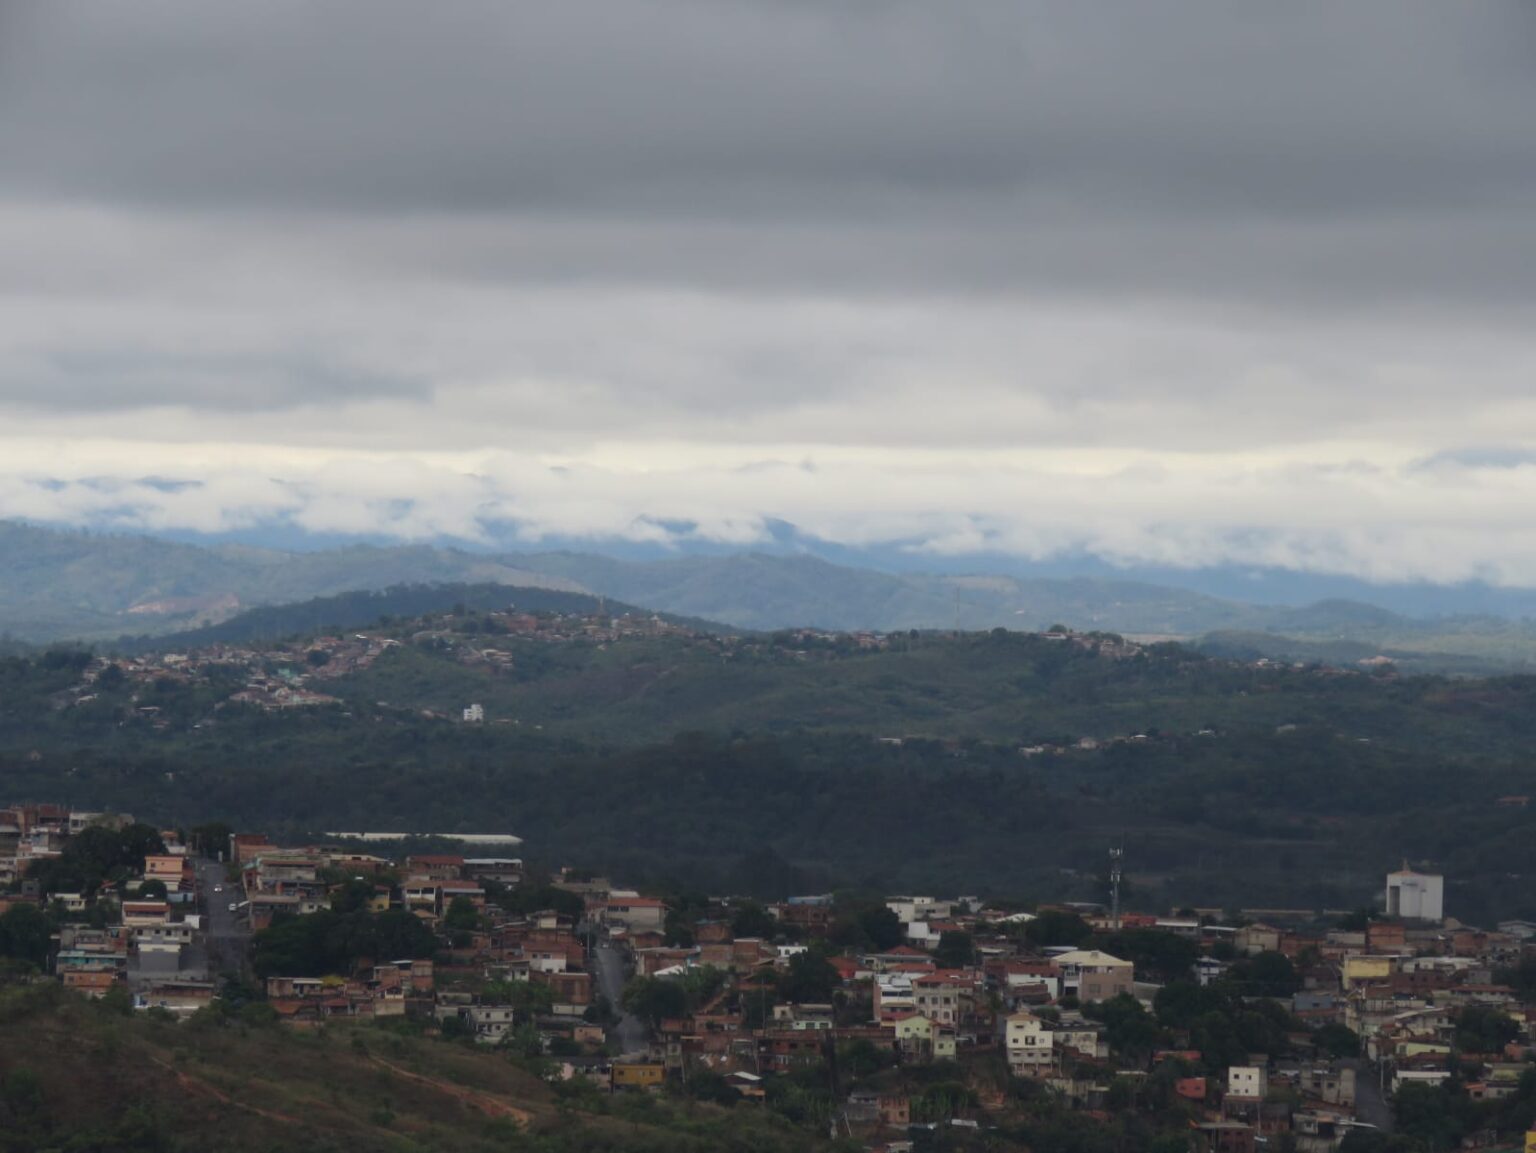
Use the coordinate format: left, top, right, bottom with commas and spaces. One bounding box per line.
26, 823, 166, 897
251, 908, 437, 978
777, 950, 840, 1005
0, 905, 53, 968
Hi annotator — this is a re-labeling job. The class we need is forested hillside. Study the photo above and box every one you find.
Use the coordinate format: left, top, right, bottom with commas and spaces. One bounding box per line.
3, 612, 1536, 922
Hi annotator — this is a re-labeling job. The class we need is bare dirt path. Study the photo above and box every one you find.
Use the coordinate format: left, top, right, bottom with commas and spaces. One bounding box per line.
368, 1054, 534, 1123
148, 1057, 302, 1124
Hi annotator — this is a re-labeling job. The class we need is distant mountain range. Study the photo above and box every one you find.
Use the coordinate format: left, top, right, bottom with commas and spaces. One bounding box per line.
0, 521, 575, 643
7, 519, 1536, 672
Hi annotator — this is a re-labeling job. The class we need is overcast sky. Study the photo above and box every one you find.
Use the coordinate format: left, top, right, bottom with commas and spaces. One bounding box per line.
3, 1, 1535, 582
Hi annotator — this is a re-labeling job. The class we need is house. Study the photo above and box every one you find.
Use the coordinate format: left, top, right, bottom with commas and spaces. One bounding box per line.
229, 833, 276, 865
1342, 955, 1398, 989
405, 855, 465, 882
120, 901, 170, 928
1235, 924, 1281, 956
890, 1012, 952, 1062
143, 855, 191, 893
1049, 950, 1134, 1002
1367, 921, 1408, 953
373, 959, 435, 995
890, 1011, 929, 1042
437, 880, 487, 914
1228, 1065, 1268, 1100
403, 883, 440, 913
1196, 956, 1230, 986
133, 978, 217, 1018
612, 1062, 665, 1091
463, 858, 523, 886
464, 1004, 515, 1042
605, 897, 666, 934
773, 1003, 834, 1031
1054, 1019, 1109, 1062
886, 896, 953, 925
1194, 1120, 1257, 1153
1177, 1077, 1209, 1101
63, 970, 120, 998
877, 1093, 911, 1126
535, 969, 592, 1006
134, 934, 186, 974
1005, 1012, 1055, 1076
911, 970, 974, 1026
776, 895, 835, 935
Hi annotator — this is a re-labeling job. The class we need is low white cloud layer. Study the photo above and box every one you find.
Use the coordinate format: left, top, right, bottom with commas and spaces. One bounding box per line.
6, 433, 1536, 585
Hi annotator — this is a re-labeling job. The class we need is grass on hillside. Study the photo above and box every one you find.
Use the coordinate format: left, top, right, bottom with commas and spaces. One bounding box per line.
0, 983, 826, 1153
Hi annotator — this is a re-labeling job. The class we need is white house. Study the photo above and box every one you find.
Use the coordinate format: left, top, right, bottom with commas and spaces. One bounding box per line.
886, 896, 954, 925
1228, 1066, 1268, 1100
1005, 1012, 1055, 1075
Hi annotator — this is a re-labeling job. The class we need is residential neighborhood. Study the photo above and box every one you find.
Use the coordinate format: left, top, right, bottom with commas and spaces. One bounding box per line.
4, 802, 1536, 1151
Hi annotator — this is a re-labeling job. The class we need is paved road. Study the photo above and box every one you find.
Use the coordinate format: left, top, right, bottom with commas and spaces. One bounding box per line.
591, 939, 648, 1055
1348, 1058, 1394, 1132
196, 858, 252, 980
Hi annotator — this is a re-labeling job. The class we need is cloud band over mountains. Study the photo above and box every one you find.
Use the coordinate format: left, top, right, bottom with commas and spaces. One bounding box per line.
2, 3, 1534, 583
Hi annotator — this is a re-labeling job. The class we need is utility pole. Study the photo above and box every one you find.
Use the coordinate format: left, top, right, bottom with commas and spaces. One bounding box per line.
1109, 846, 1124, 931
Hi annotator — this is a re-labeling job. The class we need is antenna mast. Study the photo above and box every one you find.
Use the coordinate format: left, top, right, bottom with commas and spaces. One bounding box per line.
1109, 846, 1124, 931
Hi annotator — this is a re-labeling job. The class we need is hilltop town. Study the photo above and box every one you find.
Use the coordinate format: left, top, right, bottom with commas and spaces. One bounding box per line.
4, 803, 1535, 1151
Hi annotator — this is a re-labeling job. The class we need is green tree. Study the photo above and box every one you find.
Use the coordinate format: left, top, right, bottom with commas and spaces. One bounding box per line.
858, 905, 904, 951
98, 983, 134, 1017
1095, 929, 1198, 983
1314, 1022, 1361, 1059
329, 877, 377, 915
188, 822, 234, 859
2, 1065, 44, 1122
1084, 992, 1165, 1062
730, 900, 777, 940
680, 965, 726, 1009
1229, 950, 1299, 997
933, 929, 975, 968
663, 907, 696, 947
1455, 1004, 1519, 1054
0, 904, 53, 968
1025, 909, 1093, 948
621, 976, 687, 1030
251, 907, 436, 978
484, 978, 554, 1019
444, 895, 481, 932
1393, 1080, 1473, 1151
837, 1037, 896, 1079
778, 950, 839, 1004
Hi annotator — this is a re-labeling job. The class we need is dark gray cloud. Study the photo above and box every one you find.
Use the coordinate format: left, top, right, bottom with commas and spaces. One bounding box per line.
3, 1, 1534, 314
3, 5, 1533, 248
